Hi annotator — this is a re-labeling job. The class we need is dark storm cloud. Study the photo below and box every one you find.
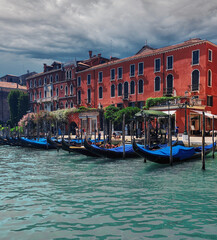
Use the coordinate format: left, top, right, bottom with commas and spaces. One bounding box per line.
1, 0, 217, 75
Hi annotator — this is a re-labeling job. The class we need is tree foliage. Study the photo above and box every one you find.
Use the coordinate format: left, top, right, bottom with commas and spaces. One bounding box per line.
115, 107, 140, 124
8, 90, 29, 126
104, 105, 120, 122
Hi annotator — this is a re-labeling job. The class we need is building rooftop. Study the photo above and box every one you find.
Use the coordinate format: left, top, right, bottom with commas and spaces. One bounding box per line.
0, 82, 27, 90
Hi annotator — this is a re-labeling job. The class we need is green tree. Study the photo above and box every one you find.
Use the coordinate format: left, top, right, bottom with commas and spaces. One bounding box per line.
8, 90, 29, 126
104, 105, 120, 122
18, 92, 29, 121
115, 107, 140, 124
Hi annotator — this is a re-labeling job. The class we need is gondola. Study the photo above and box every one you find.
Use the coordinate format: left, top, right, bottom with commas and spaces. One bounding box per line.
47, 136, 62, 150
84, 138, 140, 159
61, 138, 99, 157
19, 137, 56, 149
83, 138, 178, 159
132, 139, 215, 164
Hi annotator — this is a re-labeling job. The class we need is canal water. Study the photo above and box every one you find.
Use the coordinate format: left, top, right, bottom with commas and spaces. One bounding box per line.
1, 145, 217, 240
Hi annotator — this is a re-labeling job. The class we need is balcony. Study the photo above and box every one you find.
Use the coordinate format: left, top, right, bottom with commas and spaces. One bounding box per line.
188, 84, 201, 92
189, 98, 205, 106
163, 87, 174, 96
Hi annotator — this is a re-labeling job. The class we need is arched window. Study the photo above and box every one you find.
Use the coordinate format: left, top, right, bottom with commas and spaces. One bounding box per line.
56, 103, 59, 110
65, 102, 68, 109
69, 70, 72, 79
130, 81, 135, 94
44, 90, 47, 98
70, 84, 73, 95
39, 79, 42, 86
39, 91, 42, 99
138, 79, 143, 94
44, 77, 47, 85
66, 71, 69, 79
118, 83, 122, 96
34, 79, 37, 87
30, 92, 33, 101
34, 106, 37, 113
155, 76, 161, 91
70, 101, 73, 108
192, 70, 199, 91
208, 69, 212, 87
111, 84, 115, 97
65, 85, 68, 96
166, 74, 173, 94
50, 89, 53, 97
50, 75, 53, 83
55, 74, 59, 82
124, 82, 129, 99
99, 86, 103, 99
77, 90, 81, 104
87, 88, 91, 103
56, 87, 59, 97
34, 91, 37, 100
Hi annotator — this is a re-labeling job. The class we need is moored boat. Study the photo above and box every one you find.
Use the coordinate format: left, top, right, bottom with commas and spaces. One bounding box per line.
132, 139, 215, 164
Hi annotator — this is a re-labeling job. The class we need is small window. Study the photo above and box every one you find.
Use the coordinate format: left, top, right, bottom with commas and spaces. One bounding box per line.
110, 69, 115, 81
192, 70, 199, 91
130, 81, 135, 94
167, 56, 173, 70
118, 83, 122, 96
77, 90, 81, 104
50, 75, 53, 83
66, 71, 69, 79
70, 84, 73, 95
34, 91, 37, 100
39, 79, 42, 86
44, 77, 47, 85
69, 70, 72, 79
87, 88, 91, 103
192, 50, 199, 65
77, 76, 81, 87
138, 79, 143, 94
55, 74, 59, 82
118, 67, 123, 79
60, 85, 63, 90
208, 49, 212, 62
111, 84, 115, 97
138, 62, 144, 75
50, 89, 53, 97
56, 88, 59, 97
30, 80, 32, 88
208, 70, 212, 87
99, 86, 103, 99
130, 64, 135, 77
207, 96, 213, 106
39, 91, 42, 99
87, 74, 91, 85
98, 72, 103, 83
65, 102, 68, 109
155, 76, 161, 91
154, 58, 161, 72
44, 90, 47, 98
34, 79, 37, 87
70, 101, 73, 108
65, 86, 68, 96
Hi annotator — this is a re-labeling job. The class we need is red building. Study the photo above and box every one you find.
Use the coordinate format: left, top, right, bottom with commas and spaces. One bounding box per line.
27, 38, 217, 134
77, 38, 217, 134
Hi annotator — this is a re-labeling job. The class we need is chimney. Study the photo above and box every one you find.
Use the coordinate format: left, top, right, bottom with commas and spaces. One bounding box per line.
43, 64, 47, 72
89, 50, 92, 58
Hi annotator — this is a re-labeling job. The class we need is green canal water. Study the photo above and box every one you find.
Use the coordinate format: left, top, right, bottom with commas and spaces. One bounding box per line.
1, 145, 217, 240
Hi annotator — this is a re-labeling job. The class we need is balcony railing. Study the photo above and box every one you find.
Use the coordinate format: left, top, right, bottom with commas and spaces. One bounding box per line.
188, 84, 201, 92
163, 87, 174, 96
189, 98, 205, 106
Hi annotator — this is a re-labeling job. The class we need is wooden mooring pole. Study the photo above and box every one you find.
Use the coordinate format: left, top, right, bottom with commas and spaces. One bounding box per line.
122, 114, 126, 159
212, 116, 215, 159
169, 114, 173, 166
188, 115, 190, 147
202, 112, 205, 170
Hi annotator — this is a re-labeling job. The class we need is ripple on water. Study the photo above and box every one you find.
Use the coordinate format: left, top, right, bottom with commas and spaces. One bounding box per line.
1, 146, 217, 239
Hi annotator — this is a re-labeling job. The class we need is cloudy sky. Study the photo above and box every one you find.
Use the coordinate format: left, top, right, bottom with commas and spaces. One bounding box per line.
1, 0, 217, 76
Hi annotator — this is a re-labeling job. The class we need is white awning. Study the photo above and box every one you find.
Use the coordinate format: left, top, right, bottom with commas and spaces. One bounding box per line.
162, 110, 176, 115
191, 110, 217, 119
